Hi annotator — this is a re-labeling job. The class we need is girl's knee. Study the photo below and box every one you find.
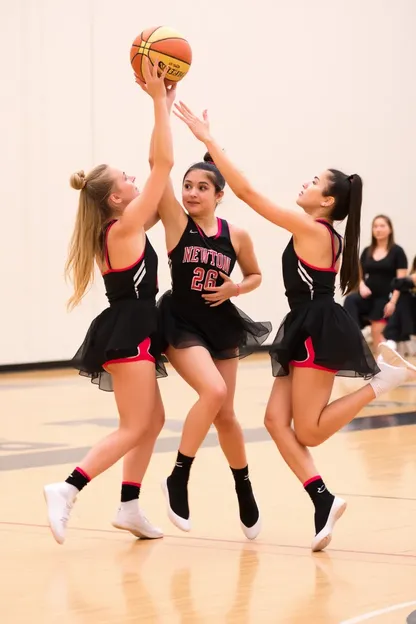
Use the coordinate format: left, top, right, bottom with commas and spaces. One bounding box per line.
294, 424, 322, 447
200, 380, 227, 409
264, 408, 276, 433
149, 409, 165, 438
264, 410, 292, 444
214, 407, 236, 431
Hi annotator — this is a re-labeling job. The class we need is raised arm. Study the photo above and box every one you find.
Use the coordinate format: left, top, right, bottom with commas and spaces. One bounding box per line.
173, 102, 324, 240
114, 59, 173, 239
148, 84, 188, 250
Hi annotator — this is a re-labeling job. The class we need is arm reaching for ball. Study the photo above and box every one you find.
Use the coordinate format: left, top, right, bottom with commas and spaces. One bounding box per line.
145, 85, 189, 250
173, 102, 323, 239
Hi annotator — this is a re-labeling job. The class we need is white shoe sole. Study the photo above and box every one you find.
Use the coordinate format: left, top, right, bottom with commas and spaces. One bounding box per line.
311, 497, 347, 552
378, 342, 416, 375
241, 514, 262, 540
112, 520, 163, 540
43, 486, 65, 545
161, 479, 191, 532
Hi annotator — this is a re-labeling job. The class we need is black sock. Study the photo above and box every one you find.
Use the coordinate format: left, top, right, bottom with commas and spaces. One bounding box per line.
231, 465, 259, 528
166, 452, 195, 520
170, 451, 194, 484
304, 476, 335, 534
65, 467, 90, 492
121, 482, 141, 503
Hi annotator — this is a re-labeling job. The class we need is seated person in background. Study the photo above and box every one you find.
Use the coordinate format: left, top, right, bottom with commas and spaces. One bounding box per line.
383, 255, 416, 354
344, 215, 408, 350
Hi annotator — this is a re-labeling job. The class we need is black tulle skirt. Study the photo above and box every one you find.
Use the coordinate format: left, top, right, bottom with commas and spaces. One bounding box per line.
269, 297, 379, 379
157, 290, 272, 359
72, 299, 167, 392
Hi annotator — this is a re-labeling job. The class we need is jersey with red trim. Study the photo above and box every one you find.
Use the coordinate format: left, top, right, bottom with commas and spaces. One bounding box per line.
102, 221, 158, 305
283, 219, 343, 309
168, 215, 237, 305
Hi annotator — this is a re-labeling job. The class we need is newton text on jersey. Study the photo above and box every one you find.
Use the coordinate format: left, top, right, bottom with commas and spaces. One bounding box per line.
182, 246, 231, 274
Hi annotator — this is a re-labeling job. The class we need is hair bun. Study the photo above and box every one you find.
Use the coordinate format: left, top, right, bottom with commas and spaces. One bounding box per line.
70, 170, 87, 191
203, 152, 215, 165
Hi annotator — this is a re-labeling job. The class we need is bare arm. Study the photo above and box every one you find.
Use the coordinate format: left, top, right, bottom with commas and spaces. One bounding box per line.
114, 60, 173, 239
173, 103, 324, 240
148, 85, 188, 250
232, 226, 262, 294
144, 212, 160, 231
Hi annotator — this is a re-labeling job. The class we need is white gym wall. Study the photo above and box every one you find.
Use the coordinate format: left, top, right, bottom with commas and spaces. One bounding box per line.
1, 0, 415, 365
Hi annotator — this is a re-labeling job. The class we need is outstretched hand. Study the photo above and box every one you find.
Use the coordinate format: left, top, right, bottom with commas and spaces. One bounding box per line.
135, 57, 168, 100
173, 101, 212, 143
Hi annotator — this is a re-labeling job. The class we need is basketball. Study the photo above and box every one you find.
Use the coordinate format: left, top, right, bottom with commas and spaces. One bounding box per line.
130, 26, 192, 85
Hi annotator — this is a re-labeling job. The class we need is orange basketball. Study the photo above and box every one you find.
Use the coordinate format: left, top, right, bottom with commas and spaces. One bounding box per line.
130, 26, 192, 85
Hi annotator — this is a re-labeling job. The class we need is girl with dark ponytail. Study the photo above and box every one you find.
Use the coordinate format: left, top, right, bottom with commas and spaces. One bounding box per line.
174, 102, 416, 552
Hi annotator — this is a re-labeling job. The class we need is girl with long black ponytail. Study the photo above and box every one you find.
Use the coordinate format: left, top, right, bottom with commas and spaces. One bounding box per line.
174, 101, 416, 552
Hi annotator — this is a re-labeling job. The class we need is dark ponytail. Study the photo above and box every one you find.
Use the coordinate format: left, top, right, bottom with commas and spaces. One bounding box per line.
326, 169, 363, 296
183, 152, 225, 193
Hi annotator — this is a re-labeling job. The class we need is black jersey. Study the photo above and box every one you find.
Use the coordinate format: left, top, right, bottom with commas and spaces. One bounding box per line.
269, 219, 379, 380
158, 214, 272, 359
168, 215, 237, 305
71, 220, 166, 392
103, 220, 159, 305
282, 219, 343, 309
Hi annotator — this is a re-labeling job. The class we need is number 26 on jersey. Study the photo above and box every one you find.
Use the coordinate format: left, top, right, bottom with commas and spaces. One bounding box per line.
191, 268, 218, 291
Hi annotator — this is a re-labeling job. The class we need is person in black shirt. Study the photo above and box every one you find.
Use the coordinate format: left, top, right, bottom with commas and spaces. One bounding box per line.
344, 215, 408, 349
174, 100, 416, 552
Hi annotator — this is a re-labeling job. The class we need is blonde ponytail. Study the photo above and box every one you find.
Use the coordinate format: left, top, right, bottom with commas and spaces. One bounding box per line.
65, 164, 114, 309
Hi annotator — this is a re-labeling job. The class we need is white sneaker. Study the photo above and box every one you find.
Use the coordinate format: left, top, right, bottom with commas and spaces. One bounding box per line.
378, 341, 416, 374
43, 482, 78, 545
370, 358, 411, 398
112, 501, 163, 539
241, 514, 262, 540
161, 478, 191, 532
384, 339, 397, 351
311, 497, 347, 552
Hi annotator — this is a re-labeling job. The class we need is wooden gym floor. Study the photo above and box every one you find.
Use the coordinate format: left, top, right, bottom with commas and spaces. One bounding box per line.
1, 352, 416, 623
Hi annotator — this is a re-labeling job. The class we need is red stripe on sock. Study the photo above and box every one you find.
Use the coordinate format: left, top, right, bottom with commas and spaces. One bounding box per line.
122, 481, 141, 488
76, 467, 91, 481
303, 475, 321, 488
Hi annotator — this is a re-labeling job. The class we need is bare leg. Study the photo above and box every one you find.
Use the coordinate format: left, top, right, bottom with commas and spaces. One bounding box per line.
79, 361, 157, 478
122, 384, 165, 484
264, 372, 318, 483
44, 360, 158, 544
214, 357, 260, 537
161, 346, 227, 531
166, 346, 227, 456
291, 367, 375, 447
265, 369, 346, 552
111, 384, 166, 540
213, 358, 246, 468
